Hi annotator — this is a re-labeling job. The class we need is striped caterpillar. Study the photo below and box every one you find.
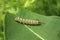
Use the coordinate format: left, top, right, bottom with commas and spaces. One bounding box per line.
15, 17, 40, 25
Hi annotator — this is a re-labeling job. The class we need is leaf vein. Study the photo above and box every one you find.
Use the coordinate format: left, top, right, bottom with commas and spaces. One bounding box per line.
24, 25, 45, 40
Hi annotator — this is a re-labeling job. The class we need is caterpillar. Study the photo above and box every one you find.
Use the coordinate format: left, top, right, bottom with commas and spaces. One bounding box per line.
15, 17, 40, 25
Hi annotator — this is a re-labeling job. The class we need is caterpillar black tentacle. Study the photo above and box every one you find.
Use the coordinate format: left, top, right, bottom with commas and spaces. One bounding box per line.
15, 17, 40, 25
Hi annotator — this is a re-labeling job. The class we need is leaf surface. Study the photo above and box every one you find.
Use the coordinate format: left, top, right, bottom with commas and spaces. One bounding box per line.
5, 9, 60, 40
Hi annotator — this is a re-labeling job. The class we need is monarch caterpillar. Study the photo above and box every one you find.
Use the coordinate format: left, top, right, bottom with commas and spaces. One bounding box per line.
15, 17, 40, 25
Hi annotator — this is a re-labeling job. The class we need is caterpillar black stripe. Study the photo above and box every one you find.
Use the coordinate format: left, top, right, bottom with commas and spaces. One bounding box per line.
15, 17, 40, 25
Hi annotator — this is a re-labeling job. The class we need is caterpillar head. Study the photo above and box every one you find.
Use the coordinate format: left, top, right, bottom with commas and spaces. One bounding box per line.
15, 17, 19, 21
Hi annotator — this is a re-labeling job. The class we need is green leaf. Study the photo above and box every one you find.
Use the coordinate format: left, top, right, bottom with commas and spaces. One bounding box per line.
5, 9, 60, 40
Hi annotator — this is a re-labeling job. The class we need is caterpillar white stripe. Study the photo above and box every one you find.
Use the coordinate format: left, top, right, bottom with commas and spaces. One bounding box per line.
15, 17, 40, 25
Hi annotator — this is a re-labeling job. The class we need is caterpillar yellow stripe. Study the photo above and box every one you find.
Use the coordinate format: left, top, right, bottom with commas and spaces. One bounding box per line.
15, 17, 40, 25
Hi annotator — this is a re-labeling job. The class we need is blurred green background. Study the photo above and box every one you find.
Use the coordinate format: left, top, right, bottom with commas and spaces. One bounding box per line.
0, 0, 60, 40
